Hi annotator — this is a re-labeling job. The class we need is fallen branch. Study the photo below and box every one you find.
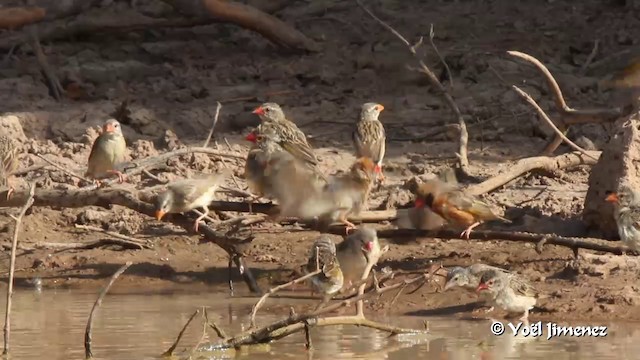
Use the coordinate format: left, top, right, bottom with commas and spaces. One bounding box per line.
0, 187, 261, 294
507, 50, 622, 156
29, 26, 64, 101
73, 224, 152, 249
365, 228, 627, 256
2, 184, 35, 356
466, 151, 599, 196
202, 101, 222, 148
84, 261, 132, 359
162, 309, 200, 357
511, 86, 598, 161
357, 0, 470, 176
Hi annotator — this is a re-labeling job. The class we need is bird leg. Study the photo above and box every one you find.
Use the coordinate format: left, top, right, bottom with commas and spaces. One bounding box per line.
314, 294, 332, 311
339, 215, 357, 235
193, 206, 210, 232
5, 186, 14, 201
519, 309, 530, 324
460, 222, 481, 239
106, 169, 127, 183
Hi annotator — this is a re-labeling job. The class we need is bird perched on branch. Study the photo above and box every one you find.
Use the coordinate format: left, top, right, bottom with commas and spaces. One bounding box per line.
476, 269, 539, 322
414, 177, 510, 239
605, 185, 640, 252
444, 263, 511, 311
244, 129, 288, 199
252, 102, 320, 168
0, 134, 19, 200
274, 157, 377, 233
154, 171, 229, 232
335, 226, 381, 290
399, 168, 458, 230
85, 119, 127, 184
352, 102, 386, 183
305, 235, 344, 306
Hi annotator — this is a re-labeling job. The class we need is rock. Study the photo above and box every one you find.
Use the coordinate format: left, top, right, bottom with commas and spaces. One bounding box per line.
76, 209, 108, 224
583, 116, 640, 238
573, 135, 598, 151
0, 114, 27, 141
156, 129, 181, 150
130, 139, 157, 160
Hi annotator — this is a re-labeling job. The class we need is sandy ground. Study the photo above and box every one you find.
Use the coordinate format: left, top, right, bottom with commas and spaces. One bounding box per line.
2, 0, 640, 322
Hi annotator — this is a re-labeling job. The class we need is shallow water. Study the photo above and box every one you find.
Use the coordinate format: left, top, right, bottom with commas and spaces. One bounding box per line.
0, 287, 638, 360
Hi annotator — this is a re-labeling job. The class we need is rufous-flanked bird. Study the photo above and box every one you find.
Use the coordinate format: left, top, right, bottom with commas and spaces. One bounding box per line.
352, 102, 386, 183
414, 178, 510, 239
85, 119, 127, 184
154, 171, 229, 231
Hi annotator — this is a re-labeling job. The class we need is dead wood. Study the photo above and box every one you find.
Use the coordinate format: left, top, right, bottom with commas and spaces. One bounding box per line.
29, 27, 64, 101
163, 309, 200, 357
73, 224, 152, 250
84, 261, 132, 359
2, 184, 35, 356
0, 7, 45, 30
359, 228, 627, 256
507, 50, 622, 156
0, 187, 261, 294
356, 0, 470, 176
466, 151, 599, 196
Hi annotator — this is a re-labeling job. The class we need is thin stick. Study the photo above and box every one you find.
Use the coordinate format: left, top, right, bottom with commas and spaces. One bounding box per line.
73, 224, 151, 249
428, 24, 453, 89
84, 261, 132, 359
580, 39, 600, 75
250, 269, 322, 328
189, 307, 209, 356
28, 27, 63, 101
204, 308, 228, 340
511, 85, 598, 161
304, 321, 313, 350
356, 0, 470, 175
203, 101, 222, 148
162, 309, 200, 357
35, 154, 92, 184
2, 184, 35, 356
355, 245, 389, 317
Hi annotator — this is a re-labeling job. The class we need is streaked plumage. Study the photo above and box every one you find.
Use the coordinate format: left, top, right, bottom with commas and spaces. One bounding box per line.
85, 119, 127, 183
444, 264, 511, 308
154, 171, 229, 231
352, 102, 386, 182
477, 269, 538, 322
305, 235, 344, 303
414, 178, 510, 239
0, 134, 19, 199
252, 103, 319, 167
605, 185, 640, 251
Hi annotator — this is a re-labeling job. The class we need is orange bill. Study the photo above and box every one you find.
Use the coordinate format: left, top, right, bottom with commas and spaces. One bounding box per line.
604, 192, 619, 203
155, 210, 166, 221
252, 106, 265, 115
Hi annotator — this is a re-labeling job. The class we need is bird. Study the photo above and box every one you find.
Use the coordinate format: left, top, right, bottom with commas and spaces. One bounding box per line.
413, 177, 510, 239
85, 119, 127, 184
0, 134, 19, 200
252, 103, 320, 167
154, 171, 229, 232
274, 157, 377, 233
605, 185, 640, 252
352, 102, 386, 183
335, 226, 381, 290
243, 129, 284, 199
305, 235, 344, 307
444, 263, 511, 311
476, 269, 538, 322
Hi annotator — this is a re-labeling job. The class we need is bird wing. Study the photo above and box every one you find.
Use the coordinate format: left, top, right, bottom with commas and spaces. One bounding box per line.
278, 121, 319, 166
509, 275, 538, 298
306, 236, 340, 276
353, 120, 386, 165
445, 190, 508, 222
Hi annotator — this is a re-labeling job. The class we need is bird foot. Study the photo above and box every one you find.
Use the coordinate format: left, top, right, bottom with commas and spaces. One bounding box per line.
193, 221, 201, 232
460, 228, 472, 239
343, 220, 357, 235
107, 170, 127, 183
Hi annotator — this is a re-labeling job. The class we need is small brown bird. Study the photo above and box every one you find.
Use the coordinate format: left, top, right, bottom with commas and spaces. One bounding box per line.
305, 235, 344, 306
85, 119, 127, 183
0, 134, 19, 200
335, 226, 381, 289
252, 103, 319, 167
154, 171, 228, 231
352, 102, 386, 183
276, 157, 376, 233
444, 263, 511, 311
244, 129, 283, 199
605, 185, 640, 252
476, 269, 538, 322
414, 178, 510, 239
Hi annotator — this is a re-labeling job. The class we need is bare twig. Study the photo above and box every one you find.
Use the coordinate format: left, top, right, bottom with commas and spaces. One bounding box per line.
2, 183, 35, 356
356, 0, 470, 175
35, 153, 92, 184
304, 321, 313, 350
84, 261, 132, 359
428, 24, 453, 89
580, 39, 600, 75
511, 85, 598, 161
73, 224, 151, 249
162, 309, 200, 357
203, 102, 223, 148
204, 308, 228, 340
250, 269, 322, 328
189, 308, 209, 357
28, 27, 64, 101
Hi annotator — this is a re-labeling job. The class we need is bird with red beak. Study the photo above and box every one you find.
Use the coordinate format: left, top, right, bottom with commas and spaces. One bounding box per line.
335, 226, 381, 290
352, 102, 387, 184
605, 185, 640, 252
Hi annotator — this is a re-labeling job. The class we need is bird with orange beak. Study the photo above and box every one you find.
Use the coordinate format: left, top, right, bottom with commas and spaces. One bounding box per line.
251, 102, 319, 168
85, 119, 127, 184
476, 269, 538, 323
154, 171, 229, 232
605, 185, 640, 252
352, 102, 386, 184
414, 178, 510, 239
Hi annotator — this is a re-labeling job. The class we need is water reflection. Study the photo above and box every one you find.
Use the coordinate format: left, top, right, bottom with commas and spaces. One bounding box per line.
0, 288, 637, 359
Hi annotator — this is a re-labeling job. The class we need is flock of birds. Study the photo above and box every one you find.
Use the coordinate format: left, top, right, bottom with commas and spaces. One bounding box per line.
0, 100, 638, 323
